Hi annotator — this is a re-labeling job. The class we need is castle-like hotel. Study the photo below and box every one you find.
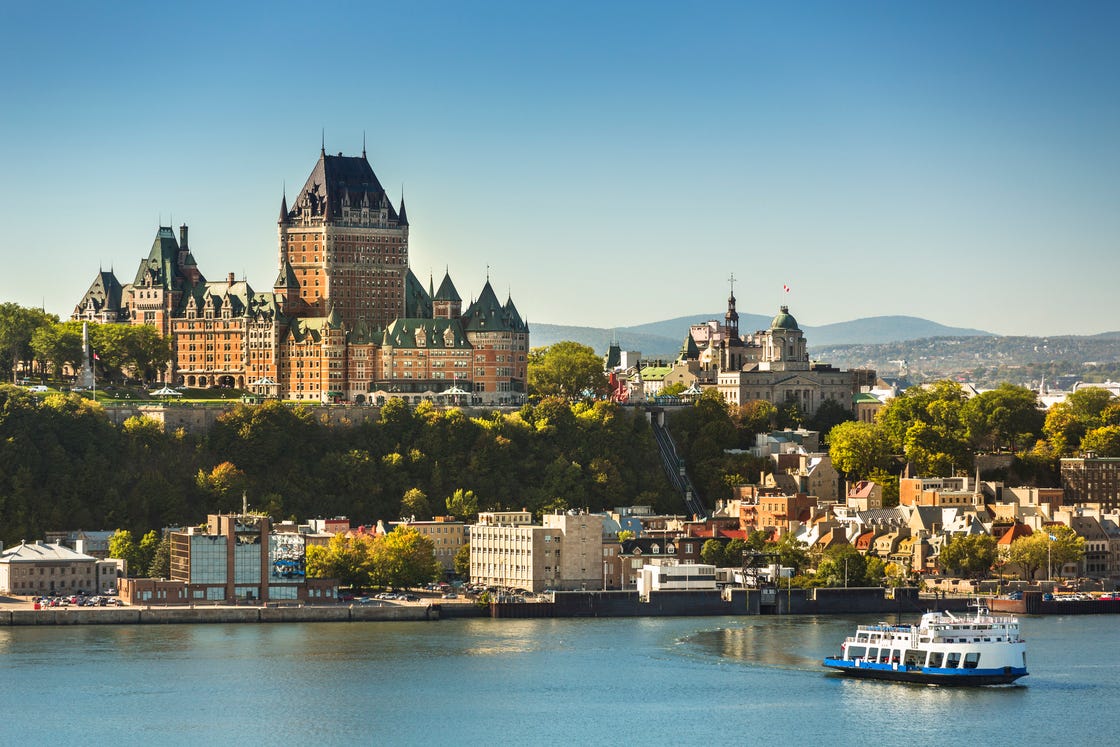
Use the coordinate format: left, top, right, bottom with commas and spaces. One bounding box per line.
72, 147, 529, 404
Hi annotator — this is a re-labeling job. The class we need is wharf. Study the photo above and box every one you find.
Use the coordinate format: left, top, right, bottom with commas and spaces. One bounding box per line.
0, 603, 441, 626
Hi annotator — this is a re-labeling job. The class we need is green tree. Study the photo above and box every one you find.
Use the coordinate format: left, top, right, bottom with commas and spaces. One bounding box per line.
0, 303, 56, 381
1080, 425, 1120, 457
722, 538, 747, 568
108, 529, 142, 577
767, 533, 811, 575
527, 341, 608, 400
731, 399, 777, 440
878, 381, 971, 475
30, 321, 85, 381
807, 398, 854, 435
401, 487, 431, 520
700, 539, 725, 567
147, 535, 171, 579
1005, 533, 1047, 581
938, 534, 997, 579
617, 530, 636, 542
445, 488, 479, 519
453, 542, 471, 578
137, 530, 161, 577
828, 421, 891, 479
1044, 387, 1118, 456
960, 383, 1044, 453
814, 544, 867, 587
371, 526, 441, 589
306, 534, 375, 589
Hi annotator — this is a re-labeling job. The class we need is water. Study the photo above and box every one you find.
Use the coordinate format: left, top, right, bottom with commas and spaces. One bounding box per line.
1, 614, 1115, 745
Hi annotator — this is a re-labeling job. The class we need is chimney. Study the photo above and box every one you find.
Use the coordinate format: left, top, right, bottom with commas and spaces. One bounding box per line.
228, 272, 235, 284
179, 224, 189, 250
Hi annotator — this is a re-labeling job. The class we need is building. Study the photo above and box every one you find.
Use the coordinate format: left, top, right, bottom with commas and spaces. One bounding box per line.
899, 477, 983, 509
636, 563, 717, 596
73, 147, 529, 405
677, 284, 872, 415
391, 517, 466, 573
0, 541, 103, 595
43, 529, 116, 559
1061, 457, 1120, 512
165, 514, 335, 604
469, 511, 604, 592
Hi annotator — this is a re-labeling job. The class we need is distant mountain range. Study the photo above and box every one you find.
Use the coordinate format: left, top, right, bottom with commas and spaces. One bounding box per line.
531, 313, 992, 359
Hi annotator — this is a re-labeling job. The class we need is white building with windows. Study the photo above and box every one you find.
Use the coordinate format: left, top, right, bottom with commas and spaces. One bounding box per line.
469, 511, 604, 592
636, 562, 717, 596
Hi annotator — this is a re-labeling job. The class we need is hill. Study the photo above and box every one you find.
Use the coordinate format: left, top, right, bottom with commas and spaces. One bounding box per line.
531, 313, 991, 358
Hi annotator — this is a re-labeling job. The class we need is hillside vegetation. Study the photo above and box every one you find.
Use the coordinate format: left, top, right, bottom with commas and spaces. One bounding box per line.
0, 387, 676, 545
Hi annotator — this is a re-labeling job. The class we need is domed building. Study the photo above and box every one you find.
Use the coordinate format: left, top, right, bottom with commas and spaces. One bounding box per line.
678, 290, 873, 416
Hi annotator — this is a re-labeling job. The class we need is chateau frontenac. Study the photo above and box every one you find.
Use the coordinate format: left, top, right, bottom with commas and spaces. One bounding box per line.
73, 147, 529, 404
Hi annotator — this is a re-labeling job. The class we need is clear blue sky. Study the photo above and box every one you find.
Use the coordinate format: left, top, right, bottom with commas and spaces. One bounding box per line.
2, 1, 1117, 336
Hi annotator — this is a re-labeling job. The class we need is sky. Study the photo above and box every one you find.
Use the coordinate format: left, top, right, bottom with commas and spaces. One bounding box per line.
1, 1, 1117, 337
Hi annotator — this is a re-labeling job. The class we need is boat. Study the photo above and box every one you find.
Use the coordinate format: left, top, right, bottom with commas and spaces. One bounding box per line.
822, 601, 1027, 685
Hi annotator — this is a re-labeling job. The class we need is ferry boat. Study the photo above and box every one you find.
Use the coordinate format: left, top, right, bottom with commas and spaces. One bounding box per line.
822, 602, 1027, 685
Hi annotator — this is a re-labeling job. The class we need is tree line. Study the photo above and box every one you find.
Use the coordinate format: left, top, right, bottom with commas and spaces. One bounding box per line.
0, 387, 677, 547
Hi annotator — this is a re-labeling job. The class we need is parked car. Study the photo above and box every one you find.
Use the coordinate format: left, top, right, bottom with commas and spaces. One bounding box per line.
27, 385, 49, 393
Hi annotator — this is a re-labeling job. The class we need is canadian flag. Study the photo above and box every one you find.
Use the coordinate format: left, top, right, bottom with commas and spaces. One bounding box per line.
92, 351, 100, 361
782, 284, 790, 293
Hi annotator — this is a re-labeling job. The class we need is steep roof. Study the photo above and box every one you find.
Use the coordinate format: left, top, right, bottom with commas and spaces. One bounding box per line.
132, 226, 184, 289
434, 272, 461, 302
504, 295, 528, 333
404, 269, 432, 318
285, 151, 400, 224
383, 318, 471, 349
462, 281, 517, 332
75, 270, 126, 317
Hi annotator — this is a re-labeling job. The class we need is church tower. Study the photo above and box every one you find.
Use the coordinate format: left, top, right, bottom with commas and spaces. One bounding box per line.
278, 145, 410, 331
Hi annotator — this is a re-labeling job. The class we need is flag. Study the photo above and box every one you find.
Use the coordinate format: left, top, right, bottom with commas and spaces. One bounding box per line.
92, 351, 100, 361
1049, 534, 1057, 541
782, 284, 790, 293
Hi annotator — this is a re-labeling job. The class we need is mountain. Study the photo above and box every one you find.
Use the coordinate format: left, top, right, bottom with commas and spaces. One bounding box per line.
531, 313, 991, 358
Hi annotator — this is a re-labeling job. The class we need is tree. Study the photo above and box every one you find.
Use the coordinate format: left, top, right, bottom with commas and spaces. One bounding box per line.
1044, 387, 1118, 456
828, 421, 890, 480
453, 543, 471, 578
806, 398, 854, 435
1080, 425, 1120, 457
813, 544, 867, 587
306, 533, 375, 589
137, 530, 161, 577
700, 539, 725, 567
1005, 533, 1047, 581
401, 487, 431, 520
527, 341, 608, 400
0, 303, 56, 381
108, 529, 142, 577
960, 383, 1044, 453
878, 381, 971, 475
938, 534, 997, 579
445, 488, 479, 519
731, 400, 776, 439
147, 535, 171, 579
196, 462, 248, 511
767, 534, 811, 575
371, 526, 441, 589
722, 538, 747, 568
617, 530, 635, 542
30, 321, 84, 381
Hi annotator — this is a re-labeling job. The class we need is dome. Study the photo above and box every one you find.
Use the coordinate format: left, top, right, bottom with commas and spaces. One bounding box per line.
771, 305, 799, 330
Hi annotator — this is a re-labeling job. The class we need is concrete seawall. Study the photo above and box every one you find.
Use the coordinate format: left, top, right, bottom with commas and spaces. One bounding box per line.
0, 604, 438, 626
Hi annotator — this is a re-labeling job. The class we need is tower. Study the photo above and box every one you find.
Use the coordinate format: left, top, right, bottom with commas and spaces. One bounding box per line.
278, 148, 410, 331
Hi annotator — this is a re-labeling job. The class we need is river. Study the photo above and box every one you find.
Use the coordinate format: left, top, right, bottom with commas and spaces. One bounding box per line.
1, 613, 1114, 745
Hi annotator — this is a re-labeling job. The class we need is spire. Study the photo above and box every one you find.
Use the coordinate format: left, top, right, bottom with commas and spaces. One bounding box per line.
398, 190, 408, 226
321, 129, 326, 157
362, 130, 367, 159
279, 186, 288, 225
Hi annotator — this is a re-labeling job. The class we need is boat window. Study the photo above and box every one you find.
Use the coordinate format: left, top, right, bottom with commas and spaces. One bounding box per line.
879, 650, 891, 663
904, 650, 922, 667
927, 651, 944, 668
963, 652, 980, 669
847, 646, 866, 660
945, 652, 961, 668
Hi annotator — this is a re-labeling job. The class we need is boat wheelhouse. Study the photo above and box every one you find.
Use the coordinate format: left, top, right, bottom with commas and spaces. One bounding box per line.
822, 602, 1027, 686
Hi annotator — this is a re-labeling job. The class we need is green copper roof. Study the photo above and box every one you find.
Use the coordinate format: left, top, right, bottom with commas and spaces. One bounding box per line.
771, 305, 799, 330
